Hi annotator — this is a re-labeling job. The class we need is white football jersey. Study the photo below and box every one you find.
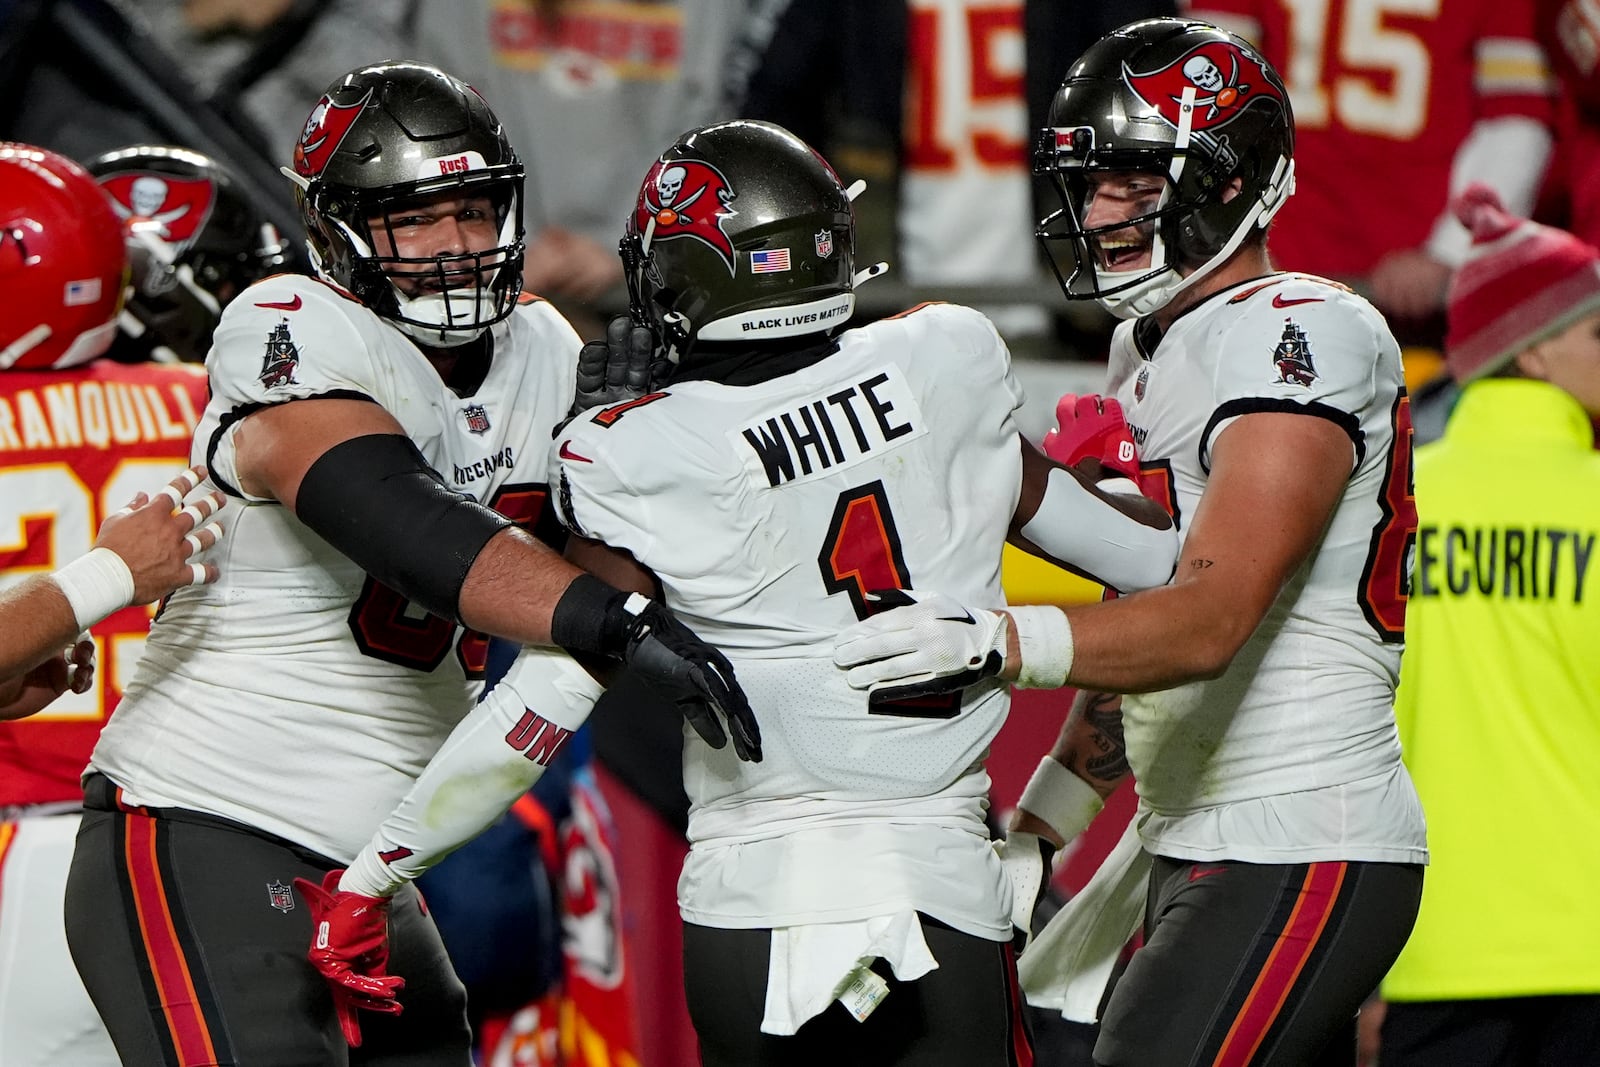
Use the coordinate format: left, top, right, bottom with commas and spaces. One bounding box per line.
550, 303, 1023, 937
1109, 273, 1427, 863
89, 275, 581, 863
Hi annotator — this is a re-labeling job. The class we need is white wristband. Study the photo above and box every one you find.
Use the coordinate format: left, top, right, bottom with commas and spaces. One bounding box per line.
1008, 605, 1075, 689
1017, 755, 1104, 841
49, 548, 136, 632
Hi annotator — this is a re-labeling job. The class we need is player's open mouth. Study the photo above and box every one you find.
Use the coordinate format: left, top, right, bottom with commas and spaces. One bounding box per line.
1095, 235, 1150, 271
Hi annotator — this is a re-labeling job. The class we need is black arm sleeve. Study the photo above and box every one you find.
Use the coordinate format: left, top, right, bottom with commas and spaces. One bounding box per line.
295, 433, 512, 622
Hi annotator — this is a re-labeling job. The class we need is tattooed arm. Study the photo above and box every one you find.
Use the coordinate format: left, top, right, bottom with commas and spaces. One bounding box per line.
1008, 689, 1129, 847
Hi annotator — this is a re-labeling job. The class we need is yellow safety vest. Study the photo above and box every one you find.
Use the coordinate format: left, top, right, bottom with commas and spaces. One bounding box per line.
1384, 379, 1600, 1000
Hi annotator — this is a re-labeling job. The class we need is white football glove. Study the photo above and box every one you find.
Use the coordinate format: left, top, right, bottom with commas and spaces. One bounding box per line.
832, 590, 1008, 706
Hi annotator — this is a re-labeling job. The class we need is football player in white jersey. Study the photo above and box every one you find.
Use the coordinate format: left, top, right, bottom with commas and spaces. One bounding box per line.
832, 18, 1430, 1067
297, 119, 1179, 1066
62, 63, 756, 1067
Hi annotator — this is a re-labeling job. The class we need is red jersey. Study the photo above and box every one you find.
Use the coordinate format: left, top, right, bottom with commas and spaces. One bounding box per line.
1188, 0, 1554, 277
0, 360, 207, 807
1535, 0, 1600, 245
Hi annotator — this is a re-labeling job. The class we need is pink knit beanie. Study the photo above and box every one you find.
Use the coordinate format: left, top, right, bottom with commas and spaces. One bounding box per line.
1445, 184, 1600, 382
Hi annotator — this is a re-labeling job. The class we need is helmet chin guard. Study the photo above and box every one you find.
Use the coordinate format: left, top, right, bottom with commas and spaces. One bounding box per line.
391, 289, 509, 347
1034, 17, 1296, 318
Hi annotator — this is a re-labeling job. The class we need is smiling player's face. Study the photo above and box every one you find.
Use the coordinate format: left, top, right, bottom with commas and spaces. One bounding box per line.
1080, 172, 1165, 273
366, 192, 501, 297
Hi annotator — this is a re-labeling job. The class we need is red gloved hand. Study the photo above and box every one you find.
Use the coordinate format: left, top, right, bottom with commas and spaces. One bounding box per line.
293, 869, 405, 1048
1042, 393, 1142, 483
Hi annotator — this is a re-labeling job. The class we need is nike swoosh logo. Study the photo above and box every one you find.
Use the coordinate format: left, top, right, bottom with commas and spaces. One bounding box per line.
254, 295, 303, 311
937, 610, 977, 625
1187, 864, 1228, 883
1272, 294, 1324, 309
558, 441, 593, 463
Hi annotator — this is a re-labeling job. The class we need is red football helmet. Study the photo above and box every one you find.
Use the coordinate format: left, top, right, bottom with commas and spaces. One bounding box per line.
0, 143, 128, 370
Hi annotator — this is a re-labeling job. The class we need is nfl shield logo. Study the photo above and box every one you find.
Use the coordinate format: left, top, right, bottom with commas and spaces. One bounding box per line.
1135, 365, 1150, 402
267, 880, 295, 913
814, 229, 834, 258
463, 404, 491, 434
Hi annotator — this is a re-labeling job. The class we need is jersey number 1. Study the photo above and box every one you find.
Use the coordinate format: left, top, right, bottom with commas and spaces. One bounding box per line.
818, 481, 961, 719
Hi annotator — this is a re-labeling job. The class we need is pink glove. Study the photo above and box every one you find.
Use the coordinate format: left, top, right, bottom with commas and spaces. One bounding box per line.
1041, 393, 1142, 483
293, 870, 405, 1048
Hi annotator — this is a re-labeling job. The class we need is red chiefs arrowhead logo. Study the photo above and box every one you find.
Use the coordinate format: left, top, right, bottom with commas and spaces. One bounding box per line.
98, 172, 215, 247
1123, 42, 1282, 144
293, 90, 371, 178
633, 158, 738, 275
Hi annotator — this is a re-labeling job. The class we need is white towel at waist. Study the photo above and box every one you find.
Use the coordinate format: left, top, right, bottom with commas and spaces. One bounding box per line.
761, 911, 940, 1035
1018, 820, 1151, 1023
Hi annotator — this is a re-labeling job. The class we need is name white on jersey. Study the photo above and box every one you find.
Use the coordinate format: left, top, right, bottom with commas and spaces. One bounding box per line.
735, 367, 928, 489
551, 303, 1024, 935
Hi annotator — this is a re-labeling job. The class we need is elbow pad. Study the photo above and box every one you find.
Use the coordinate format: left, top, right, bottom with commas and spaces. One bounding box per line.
295, 433, 511, 621
1021, 467, 1178, 593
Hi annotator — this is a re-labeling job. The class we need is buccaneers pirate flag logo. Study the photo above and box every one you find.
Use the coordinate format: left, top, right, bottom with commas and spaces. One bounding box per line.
1122, 41, 1283, 165
98, 173, 215, 248
293, 90, 371, 178
633, 158, 738, 274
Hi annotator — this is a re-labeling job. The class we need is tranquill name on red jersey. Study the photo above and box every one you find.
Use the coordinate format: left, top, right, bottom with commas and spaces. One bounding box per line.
0, 380, 200, 453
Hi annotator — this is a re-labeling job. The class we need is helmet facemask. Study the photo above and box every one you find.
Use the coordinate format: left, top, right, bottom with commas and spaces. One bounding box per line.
306, 170, 524, 348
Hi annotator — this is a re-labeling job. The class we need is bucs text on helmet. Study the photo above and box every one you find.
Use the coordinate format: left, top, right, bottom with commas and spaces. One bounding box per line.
89, 144, 291, 363
283, 61, 525, 347
622, 119, 884, 369
0, 143, 127, 371
1034, 17, 1295, 319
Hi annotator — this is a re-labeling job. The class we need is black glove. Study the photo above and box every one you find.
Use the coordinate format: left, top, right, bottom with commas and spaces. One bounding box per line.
550, 575, 761, 761
614, 594, 762, 763
571, 316, 655, 417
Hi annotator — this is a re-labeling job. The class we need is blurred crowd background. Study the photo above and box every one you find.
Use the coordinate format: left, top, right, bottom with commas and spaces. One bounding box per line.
4, 0, 1576, 435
